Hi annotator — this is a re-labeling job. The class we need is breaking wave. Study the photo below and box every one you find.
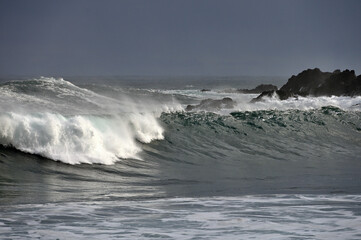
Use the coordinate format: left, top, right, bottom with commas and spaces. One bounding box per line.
0, 77, 360, 165
0, 77, 178, 164
0, 112, 164, 165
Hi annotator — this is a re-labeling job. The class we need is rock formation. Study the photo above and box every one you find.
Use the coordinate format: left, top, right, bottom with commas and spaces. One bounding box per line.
253, 68, 361, 101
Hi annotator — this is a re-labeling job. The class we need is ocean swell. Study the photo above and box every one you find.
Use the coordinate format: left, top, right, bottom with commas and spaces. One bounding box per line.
1, 77, 360, 165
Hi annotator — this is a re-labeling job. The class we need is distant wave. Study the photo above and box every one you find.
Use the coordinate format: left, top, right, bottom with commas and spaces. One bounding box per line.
160, 107, 361, 159
156, 89, 361, 113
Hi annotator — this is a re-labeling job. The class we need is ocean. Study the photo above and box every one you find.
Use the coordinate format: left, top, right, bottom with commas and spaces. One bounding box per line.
0, 76, 360, 239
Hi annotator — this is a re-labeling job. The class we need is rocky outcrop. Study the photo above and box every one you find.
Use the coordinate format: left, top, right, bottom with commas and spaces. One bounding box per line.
253, 68, 361, 101
186, 97, 235, 111
351, 75, 361, 96
238, 84, 278, 94
279, 68, 332, 96
312, 70, 359, 96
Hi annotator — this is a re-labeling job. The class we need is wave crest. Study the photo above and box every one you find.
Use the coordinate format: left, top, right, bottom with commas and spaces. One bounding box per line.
0, 112, 164, 164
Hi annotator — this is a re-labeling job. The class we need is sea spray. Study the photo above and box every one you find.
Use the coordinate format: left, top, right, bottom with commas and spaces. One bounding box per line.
0, 77, 184, 164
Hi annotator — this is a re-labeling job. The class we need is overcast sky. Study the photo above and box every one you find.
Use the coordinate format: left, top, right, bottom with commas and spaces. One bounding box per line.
0, 0, 360, 76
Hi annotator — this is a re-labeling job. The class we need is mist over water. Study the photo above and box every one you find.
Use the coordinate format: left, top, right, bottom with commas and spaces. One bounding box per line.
0, 76, 361, 239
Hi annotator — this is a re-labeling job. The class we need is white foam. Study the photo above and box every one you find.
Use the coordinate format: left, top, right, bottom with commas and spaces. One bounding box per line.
239, 95, 361, 112
0, 112, 165, 164
155, 89, 361, 113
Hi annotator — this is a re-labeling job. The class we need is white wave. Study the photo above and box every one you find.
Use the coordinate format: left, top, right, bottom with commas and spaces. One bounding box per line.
155, 89, 361, 113
0, 112, 164, 165
239, 95, 361, 112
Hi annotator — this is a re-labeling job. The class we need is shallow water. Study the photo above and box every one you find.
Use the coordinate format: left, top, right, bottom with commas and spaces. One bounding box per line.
2, 195, 361, 240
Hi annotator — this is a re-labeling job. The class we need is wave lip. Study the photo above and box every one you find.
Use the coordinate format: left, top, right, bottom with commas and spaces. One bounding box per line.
0, 112, 164, 165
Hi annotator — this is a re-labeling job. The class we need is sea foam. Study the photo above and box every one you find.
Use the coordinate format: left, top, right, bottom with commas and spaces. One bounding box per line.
0, 112, 164, 164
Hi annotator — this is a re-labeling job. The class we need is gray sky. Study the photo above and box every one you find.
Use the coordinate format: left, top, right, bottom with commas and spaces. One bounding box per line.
0, 0, 360, 76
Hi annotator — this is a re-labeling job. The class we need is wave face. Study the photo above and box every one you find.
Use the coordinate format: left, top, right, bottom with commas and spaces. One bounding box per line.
161, 107, 361, 158
155, 107, 361, 191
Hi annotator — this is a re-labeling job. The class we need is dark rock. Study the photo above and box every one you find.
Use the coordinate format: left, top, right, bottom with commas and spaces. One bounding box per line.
314, 69, 357, 96
238, 84, 278, 94
200, 89, 211, 92
349, 75, 361, 96
186, 97, 235, 111
253, 68, 361, 101
279, 68, 332, 96
277, 90, 296, 100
